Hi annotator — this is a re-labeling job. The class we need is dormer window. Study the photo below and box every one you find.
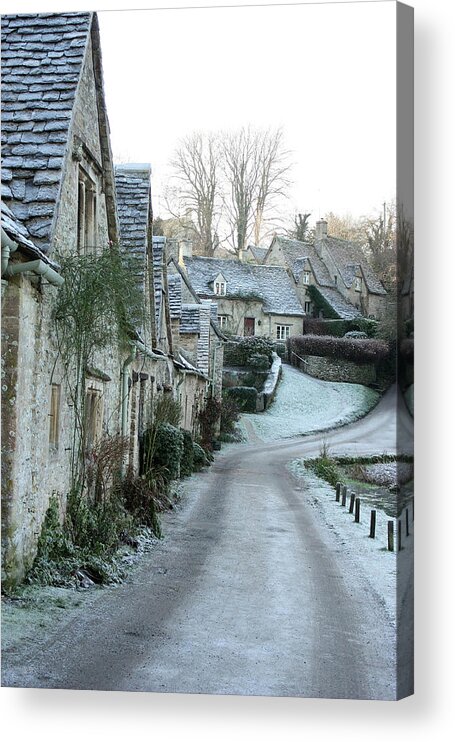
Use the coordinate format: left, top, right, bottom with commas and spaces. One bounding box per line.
303, 271, 311, 285
213, 273, 227, 295
355, 276, 362, 292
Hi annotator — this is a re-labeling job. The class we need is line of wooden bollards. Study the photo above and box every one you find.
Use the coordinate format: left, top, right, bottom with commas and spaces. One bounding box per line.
335, 482, 413, 552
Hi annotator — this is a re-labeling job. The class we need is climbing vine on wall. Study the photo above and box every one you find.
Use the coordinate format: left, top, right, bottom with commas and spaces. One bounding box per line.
51, 245, 145, 491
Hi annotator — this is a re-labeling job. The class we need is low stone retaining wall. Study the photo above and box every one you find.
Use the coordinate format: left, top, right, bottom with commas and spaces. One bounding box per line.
297, 354, 376, 385
256, 353, 282, 411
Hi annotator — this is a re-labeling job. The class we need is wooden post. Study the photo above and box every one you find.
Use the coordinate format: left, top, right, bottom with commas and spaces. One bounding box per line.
354, 497, 360, 523
369, 509, 376, 538
398, 520, 402, 551
335, 482, 341, 502
388, 520, 394, 551
349, 493, 355, 514
341, 486, 347, 507
405, 508, 409, 537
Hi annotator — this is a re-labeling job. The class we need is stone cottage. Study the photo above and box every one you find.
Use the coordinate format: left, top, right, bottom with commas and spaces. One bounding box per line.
0, 12, 216, 585
174, 243, 305, 341
258, 220, 388, 320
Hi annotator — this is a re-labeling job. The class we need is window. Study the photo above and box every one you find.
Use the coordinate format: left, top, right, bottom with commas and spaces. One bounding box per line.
214, 281, 226, 296
334, 275, 337, 285
77, 167, 97, 253
49, 384, 61, 452
304, 301, 312, 314
276, 325, 291, 340
84, 387, 104, 451
218, 315, 228, 329
355, 276, 362, 291
303, 271, 311, 285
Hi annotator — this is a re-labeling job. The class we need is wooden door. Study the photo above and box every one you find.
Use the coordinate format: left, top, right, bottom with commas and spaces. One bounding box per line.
244, 317, 255, 336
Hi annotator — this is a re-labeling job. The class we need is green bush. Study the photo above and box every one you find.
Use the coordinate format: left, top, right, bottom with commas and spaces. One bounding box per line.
220, 395, 241, 435
273, 342, 286, 359
180, 429, 195, 477
224, 386, 257, 412
302, 317, 377, 338
249, 353, 270, 371
288, 334, 389, 365
305, 456, 341, 488
193, 442, 209, 470
224, 336, 275, 366
197, 396, 222, 451
151, 422, 184, 481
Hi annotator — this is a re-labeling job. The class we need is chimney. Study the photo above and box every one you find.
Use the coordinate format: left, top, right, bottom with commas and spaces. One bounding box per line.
178, 239, 193, 266
315, 219, 328, 240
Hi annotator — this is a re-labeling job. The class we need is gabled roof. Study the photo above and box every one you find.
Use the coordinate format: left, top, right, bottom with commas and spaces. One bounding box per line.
1, 12, 93, 252
247, 245, 268, 263
114, 164, 151, 295
316, 286, 363, 320
317, 236, 387, 295
167, 273, 182, 320
180, 304, 200, 334
250, 265, 305, 316
268, 236, 334, 287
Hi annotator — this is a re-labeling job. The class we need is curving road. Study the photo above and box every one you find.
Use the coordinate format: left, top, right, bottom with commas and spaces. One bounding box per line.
2, 380, 413, 700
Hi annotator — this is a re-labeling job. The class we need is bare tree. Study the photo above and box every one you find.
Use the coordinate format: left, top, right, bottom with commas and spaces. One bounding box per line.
167, 132, 221, 256
222, 127, 291, 254
286, 212, 312, 242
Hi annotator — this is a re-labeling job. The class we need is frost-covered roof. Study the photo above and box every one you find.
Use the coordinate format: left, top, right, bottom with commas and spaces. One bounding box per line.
167, 273, 182, 319
180, 304, 200, 334
316, 286, 363, 320
270, 237, 334, 287
250, 265, 304, 316
247, 245, 268, 263
318, 236, 387, 296
1, 12, 92, 252
182, 255, 303, 316
114, 164, 151, 296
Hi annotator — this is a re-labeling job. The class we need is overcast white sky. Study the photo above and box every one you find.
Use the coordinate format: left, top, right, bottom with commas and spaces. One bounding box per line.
95, 1, 396, 225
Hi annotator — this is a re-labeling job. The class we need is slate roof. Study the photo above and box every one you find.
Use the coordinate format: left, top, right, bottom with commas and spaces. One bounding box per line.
114, 164, 151, 296
167, 273, 182, 320
1, 12, 92, 252
180, 304, 200, 334
1, 198, 59, 268
250, 265, 305, 316
316, 286, 363, 320
317, 236, 387, 296
270, 237, 334, 287
152, 236, 166, 330
183, 255, 304, 317
247, 245, 267, 263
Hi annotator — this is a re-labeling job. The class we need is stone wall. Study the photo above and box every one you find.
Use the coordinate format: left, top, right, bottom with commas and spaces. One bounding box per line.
299, 354, 377, 385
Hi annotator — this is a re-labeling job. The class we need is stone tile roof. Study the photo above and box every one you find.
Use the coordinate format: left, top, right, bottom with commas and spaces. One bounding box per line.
1, 12, 92, 252
316, 286, 363, 320
180, 304, 200, 334
152, 236, 165, 329
247, 245, 267, 263
114, 164, 151, 296
318, 236, 387, 296
167, 273, 182, 320
250, 265, 305, 316
183, 256, 303, 316
271, 237, 334, 287
1, 199, 59, 267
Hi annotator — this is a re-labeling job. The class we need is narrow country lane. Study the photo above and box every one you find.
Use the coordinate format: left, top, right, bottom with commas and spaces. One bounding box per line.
2, 377, 413, 700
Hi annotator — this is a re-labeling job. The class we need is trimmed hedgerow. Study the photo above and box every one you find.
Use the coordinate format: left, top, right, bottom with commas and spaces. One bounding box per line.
301, 317, 377, 338
151, 423, 184, 481
180, 429, 195, 477
193, 442, 210, 470
224, 386, 258, 412
287, 334, 389, 365
224, 336, 274, 367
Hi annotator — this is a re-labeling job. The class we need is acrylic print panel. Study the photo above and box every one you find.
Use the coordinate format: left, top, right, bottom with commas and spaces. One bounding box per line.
1, 1, 413, 700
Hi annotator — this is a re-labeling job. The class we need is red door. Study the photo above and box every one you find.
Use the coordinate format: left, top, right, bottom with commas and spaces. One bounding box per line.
244, 318, 255, 336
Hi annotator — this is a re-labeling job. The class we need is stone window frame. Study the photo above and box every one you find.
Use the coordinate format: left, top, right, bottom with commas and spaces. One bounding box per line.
77, 165, 98, 254
217, 314, 229, 329
84, 381, 105, 452
303, 271, 311, 285
276, 324, 292, 340
214, 281, 227, 296
49, 383, 61, 453
304, 301, 312, 314
354, 275, 362, 292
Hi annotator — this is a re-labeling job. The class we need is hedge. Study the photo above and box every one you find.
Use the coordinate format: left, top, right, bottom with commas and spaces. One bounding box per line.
224, 336, 274, 367
287, 334, 389, 365
151, 423, 184, 480
224, 386, 258, 412
180, 429, 194, 477
301, 316, 378, 338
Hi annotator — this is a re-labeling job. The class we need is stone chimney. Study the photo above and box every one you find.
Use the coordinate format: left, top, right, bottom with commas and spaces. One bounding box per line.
178, 239, 193, 266
315, 219, 328, 240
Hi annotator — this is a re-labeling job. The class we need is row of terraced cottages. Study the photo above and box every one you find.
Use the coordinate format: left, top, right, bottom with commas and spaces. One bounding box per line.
1, 11, 224, 585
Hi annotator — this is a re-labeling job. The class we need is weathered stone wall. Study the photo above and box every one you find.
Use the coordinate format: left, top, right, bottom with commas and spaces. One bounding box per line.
299, 354, 377, 385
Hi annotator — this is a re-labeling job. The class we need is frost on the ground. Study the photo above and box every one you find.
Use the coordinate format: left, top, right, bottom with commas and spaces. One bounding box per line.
241, 365, 379, 441
361, 462, 413, 487
289, 462, 414, 627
